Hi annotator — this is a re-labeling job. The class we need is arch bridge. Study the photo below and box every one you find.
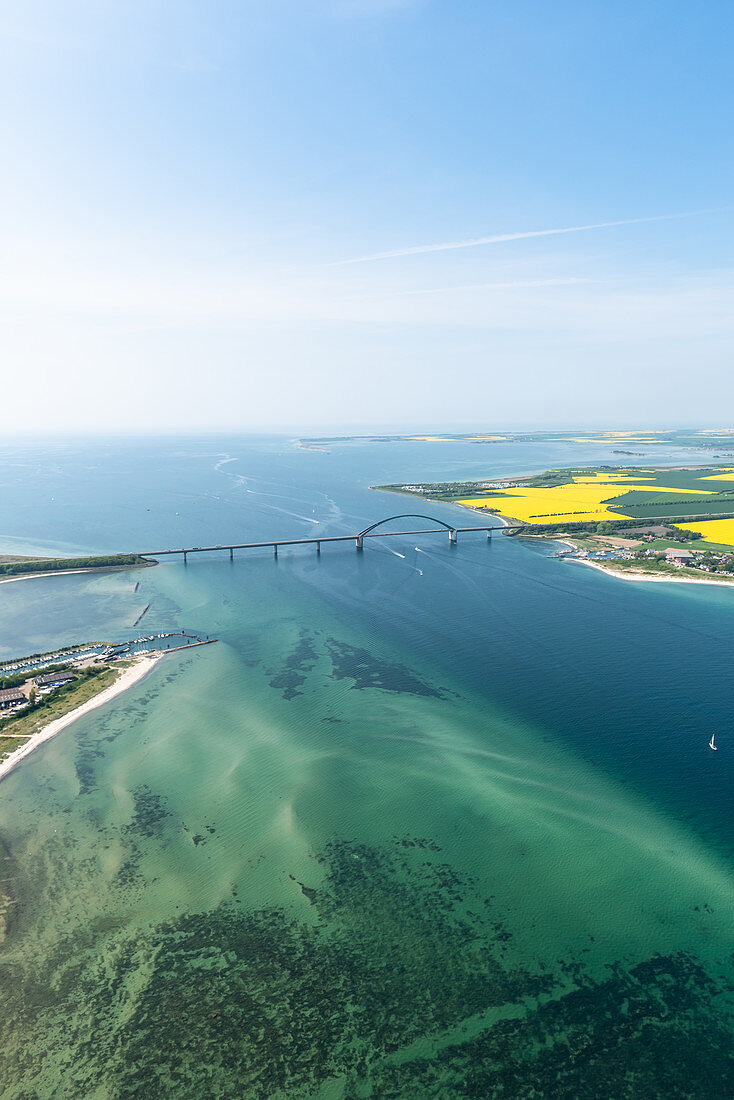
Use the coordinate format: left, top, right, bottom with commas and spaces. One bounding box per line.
356, 514, 458, 549
140, 514, 521, 562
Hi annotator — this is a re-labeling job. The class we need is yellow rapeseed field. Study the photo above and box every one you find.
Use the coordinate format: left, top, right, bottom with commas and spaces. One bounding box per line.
700, 470, 734, 482
546, 436, 663, 444
410, 434, 510, 442
456, 471, 713, 525
547, 438, 614, 444
677, 519, 734, 546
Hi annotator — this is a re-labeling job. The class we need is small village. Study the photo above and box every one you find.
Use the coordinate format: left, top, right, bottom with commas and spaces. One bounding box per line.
0, 632, 214, 719
0, 668, 78, 713
557, 540, 734, 578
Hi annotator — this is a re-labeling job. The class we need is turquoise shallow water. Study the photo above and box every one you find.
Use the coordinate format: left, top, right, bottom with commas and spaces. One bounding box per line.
0, 436, 733, 1097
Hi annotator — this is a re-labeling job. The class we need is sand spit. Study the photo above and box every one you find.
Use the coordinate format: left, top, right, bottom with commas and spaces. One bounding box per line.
0, 654, 162, 783
0, 563, 153, 586
0, 568, 99, 585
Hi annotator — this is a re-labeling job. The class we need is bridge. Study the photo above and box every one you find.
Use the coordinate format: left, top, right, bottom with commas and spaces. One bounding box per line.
140, 514, 522, 562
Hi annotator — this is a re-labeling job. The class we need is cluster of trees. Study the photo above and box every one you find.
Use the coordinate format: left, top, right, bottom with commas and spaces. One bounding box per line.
0, 554, 149, 577
511, 519, 627, 536
665, 527, 699, 542
699, 553, 734, 572
512, 519, 699, 540
623, 525, 700, 542
0, 671, 28, 690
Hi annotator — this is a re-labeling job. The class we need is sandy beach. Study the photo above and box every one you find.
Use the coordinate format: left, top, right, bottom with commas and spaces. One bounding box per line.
459, 504, 734, 589
0, 568, 99, 586
569, 557, 734, 588
0, 654, 162, 783
0, 563, 153, 586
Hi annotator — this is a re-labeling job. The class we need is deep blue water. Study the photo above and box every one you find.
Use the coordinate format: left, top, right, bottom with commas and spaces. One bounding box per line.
0, 434, 733, 1097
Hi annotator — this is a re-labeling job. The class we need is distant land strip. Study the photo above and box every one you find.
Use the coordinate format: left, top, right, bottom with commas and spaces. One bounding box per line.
0, 554, 154, 579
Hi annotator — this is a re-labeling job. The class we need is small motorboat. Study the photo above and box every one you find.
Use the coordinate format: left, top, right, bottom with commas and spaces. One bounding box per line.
709, 734, 717, 751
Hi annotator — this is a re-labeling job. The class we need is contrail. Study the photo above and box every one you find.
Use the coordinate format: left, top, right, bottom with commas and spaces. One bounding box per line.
344, 276, 587, 301
339, 211, 701, 265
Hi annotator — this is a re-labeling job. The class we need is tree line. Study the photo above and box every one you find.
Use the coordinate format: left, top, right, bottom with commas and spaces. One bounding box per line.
0, 554, 150, 577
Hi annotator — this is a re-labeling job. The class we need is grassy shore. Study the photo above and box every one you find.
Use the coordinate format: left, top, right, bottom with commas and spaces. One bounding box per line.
0, 553, 153, 579
0, 656, 163, 782
0, 667, 118, 758
587, 559, 734, 584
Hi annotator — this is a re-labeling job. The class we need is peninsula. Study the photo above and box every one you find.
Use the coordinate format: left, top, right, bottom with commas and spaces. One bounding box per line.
375, 464, 734, 583
0, 553, 154, 584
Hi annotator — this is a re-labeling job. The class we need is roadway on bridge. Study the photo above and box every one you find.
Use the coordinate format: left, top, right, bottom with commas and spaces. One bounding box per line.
139, 513, 515, 560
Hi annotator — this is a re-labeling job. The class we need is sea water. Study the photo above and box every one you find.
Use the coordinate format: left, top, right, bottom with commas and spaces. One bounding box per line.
0, 435, 732, 1098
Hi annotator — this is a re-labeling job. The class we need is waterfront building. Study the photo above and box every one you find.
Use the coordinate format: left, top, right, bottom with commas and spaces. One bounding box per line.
666, 548, 695, 566
35, 671, 76, 689
0, 688, 25, 710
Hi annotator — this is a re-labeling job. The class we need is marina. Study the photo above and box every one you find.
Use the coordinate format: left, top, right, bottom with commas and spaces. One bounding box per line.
0, 631, 214, 680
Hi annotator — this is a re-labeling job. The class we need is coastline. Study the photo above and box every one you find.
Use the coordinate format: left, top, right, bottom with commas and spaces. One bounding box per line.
297, 440, 329, 453
0, 568, 102, 586
0, 654, 162, 783
567, 557, 734, 588
452, 500, 734, 589
0, 563, 153, 587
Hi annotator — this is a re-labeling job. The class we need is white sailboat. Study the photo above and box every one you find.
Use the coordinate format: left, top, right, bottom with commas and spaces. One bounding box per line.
709, 734, 717, 751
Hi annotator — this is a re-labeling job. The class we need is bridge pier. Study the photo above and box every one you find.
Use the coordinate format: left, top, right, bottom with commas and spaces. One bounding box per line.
145, 518, 501, 565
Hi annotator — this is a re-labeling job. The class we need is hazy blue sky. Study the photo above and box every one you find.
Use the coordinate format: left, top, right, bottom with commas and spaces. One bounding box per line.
2, 1, 733, 432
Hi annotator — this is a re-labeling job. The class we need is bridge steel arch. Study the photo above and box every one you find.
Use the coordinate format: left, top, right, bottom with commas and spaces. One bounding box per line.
357, 514, 455, 538
356, 513, 457, 549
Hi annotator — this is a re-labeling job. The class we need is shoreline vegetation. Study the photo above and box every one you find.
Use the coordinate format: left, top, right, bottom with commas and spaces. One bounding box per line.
472, 505, 734, 587
570, 556, 734, 587
0, 633, 214, 783
373, 464, 734, 588
0, 653, 162, 783
0, 553, 155, 584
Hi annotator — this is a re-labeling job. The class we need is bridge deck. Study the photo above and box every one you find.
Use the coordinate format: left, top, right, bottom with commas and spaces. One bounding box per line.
141, 524, 513, 557
140, 507, 734, 561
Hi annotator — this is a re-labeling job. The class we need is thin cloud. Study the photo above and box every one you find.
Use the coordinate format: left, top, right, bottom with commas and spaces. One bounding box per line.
344, 277, 588, 301
339, 211, 703, 265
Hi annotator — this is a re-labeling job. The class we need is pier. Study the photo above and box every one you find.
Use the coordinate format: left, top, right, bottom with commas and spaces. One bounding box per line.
140, 514, 522, 563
